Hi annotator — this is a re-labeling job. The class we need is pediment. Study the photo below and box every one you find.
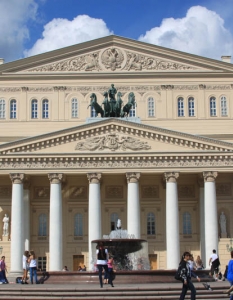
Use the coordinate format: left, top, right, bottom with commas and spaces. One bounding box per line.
0, 118, 233, 157
1, 36, 233, 74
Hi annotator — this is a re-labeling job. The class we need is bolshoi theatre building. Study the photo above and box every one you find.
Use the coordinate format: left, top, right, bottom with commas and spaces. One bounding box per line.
0, 35, 233, 275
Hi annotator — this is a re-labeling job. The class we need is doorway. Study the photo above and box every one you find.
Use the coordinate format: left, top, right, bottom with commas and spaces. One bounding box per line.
149, 254, 157, 270
73, 255, 84, 271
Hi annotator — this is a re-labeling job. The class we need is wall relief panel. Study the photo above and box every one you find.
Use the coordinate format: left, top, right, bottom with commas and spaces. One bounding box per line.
141, 185, 159, 199
34, 187, 50, 199
178, 185, 195, 198
105, 186, 123, 199
69, 186, 87, 200
216, 183, 232, 196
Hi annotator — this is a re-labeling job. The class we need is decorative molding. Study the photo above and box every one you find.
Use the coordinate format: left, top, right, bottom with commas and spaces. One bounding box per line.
48, 173, 63, 184
161, 85, 174, 90
21, 87, 29, 92
69, 186, 87, 199
75, 134, 151, 151
53, 86, 67, 91
105, 186, 123, 199
216, 183, 232, 196
203, 171, 218, 182
141, 185, 159, 198
0, 87, 21, 92
9, 173, 24, 184
205, 85, 231, 90
0, 187, 11, 197
164, 172, 179, 183
28, 87, 53, 92
178, 185, 195, 198
126, 172, 140, 183
87, 173, 101, 184
34, 187, 50, 199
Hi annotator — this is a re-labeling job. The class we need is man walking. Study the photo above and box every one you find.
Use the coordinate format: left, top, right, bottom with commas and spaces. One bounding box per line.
209, 249, 220, 281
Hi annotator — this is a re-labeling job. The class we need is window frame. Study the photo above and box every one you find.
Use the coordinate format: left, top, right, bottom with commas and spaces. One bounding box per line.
148, 97, 155, 117
220, 95, 228, 117
10, 99, 17, 119
0, 98, 6, 119
74, 213, 83, 236
71, 98, 78, 118
183, 212, 192, 235
31, 99, 38, 119
177, 97, 184, 117
188, 97, 195, 117
147, 212, 155, 235
42, 99, 49, 119
38, 213, 47, 237
210, 96, 217, 117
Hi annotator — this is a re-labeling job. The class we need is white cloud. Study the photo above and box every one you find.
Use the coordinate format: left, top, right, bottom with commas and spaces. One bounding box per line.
25, 15, 113, 57
139, 6, 233, 60
0, 0, 38, 62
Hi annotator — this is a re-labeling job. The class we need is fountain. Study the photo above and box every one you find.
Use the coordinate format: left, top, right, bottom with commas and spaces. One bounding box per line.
92, 219, 150, 270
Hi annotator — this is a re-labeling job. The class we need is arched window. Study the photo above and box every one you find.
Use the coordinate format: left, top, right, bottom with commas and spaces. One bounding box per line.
188, 97, 195, 117
147, 212, 155, 235
42, 99, 49, 119
148, 97, 155, 117
183, 212, 192, 235
210, 97, 216, 116
10, 99, 17, 119
110, 213, 119, 231
129, 104, 136, 117
0, 99, 5, 119
178, 97, 184, 117
74, 213, 83, 236
38, 214, 47, 236
91, 106, 97, 118
31, 99, 38, 119
221, 96, 227, 116
71, 98, 78, 118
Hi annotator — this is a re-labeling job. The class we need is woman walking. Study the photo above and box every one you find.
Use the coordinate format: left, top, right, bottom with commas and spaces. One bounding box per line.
28, 250, 38, 284
22, 251, 29, 284
96, 242, 108, 288
179, 252, 200, 300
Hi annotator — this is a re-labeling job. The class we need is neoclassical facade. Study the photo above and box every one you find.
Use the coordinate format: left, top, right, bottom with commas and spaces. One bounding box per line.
0, 36, 233, 273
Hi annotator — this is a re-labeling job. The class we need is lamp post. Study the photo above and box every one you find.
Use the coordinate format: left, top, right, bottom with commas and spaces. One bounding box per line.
226, 238, 233, 252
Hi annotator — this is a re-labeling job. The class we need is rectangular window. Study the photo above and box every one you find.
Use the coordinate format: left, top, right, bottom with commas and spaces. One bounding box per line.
210, 97, 216, 116
37, 256, 47, 271
178, 98, 184, 117
188, 98, 195, 117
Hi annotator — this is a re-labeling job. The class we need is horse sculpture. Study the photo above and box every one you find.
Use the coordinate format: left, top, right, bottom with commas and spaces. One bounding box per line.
87, 93, 104, 117
102, 91, 111, 117
120, 92, 136, 117
116, 91, 123, 117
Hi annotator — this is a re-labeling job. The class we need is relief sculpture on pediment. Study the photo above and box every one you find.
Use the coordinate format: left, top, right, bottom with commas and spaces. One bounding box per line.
75, 134, 151, 151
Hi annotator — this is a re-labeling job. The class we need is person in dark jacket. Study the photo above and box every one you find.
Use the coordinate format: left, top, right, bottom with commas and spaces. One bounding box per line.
179, 252, 201, 300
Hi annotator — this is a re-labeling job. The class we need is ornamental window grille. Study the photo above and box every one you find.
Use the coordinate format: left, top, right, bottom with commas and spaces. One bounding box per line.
74, 213, 83, 236
10, 99, 17, 119
31, 99, 38, 119
148, 97, 155, 117
38, 214, 47, 236
42, 99, 49, 119
71, 98, 78, 118
110, 213, 119, 231
183, 212, 192, 235
147, 212, 155, 235
221, 96, 227, 116
188, 97, 195, 117
178, 97, 184, 117
0, 99, 5, 118
210, 97, 217, 116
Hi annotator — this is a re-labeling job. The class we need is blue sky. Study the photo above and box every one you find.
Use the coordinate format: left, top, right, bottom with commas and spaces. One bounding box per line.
1, 0, 233, 63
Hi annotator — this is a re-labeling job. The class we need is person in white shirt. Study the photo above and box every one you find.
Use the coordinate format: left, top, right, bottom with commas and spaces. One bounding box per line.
96, 242, 108, 288
209, 249, 220, 280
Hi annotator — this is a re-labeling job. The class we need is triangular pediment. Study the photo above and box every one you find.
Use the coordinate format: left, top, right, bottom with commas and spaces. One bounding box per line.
1, 36, 233, 75
0, 119, 233, 157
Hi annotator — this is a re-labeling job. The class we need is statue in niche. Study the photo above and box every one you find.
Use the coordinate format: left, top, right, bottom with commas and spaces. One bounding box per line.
219, 211, 227, 235
3, 214, 9, 236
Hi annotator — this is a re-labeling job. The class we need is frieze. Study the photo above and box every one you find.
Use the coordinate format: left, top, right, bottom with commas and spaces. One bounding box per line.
205, 85, 231, 90
216, 183, 232, 196
0, 88, 21, 92
173, 85, 198, 90
75, 134, 151, 151
28, 87, 53, 92
34, 187, 50, 199
69, 186, 87, 199
178, 185, 195, 198
105, 186, 123, 199
0, 156, 232, 170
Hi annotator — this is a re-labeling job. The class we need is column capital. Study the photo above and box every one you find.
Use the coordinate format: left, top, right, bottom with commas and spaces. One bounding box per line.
203, 171, 218, 182
126, 172, 140, 183
164, 172, 179, 183
9, 173, 24, 184
87, 173, 101, 184
48, 173, 63, 184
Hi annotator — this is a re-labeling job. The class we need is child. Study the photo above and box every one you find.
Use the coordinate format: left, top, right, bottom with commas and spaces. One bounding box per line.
107, 256, 114, 287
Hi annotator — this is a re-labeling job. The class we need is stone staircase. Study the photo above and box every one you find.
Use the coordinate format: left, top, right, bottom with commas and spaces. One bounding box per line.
0, 283, 229, 300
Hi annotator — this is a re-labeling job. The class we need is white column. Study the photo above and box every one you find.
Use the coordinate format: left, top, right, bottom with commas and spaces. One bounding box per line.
164, 172, 180, 269
203, 171, 218, 266
10, 173, 24, 275
126, 172, 140, 239
48, 173, 63, 271
198, 177, 205, 267
23, 178, 30, 251
87, 173, 101, 271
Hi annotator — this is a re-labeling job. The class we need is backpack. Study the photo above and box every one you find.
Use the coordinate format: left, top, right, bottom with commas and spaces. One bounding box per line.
174, 265, 182, 281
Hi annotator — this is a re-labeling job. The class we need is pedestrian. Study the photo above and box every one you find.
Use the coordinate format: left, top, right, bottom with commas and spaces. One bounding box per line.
209, 249, 220, 281
22, 250, 29, 284
0, 256, 8, 283
96, 242, 108, 288
223, 250, 233, 298
28, 250, 38, 284
188, 254, 196, 270
179, 252, 201, 300
107, 256, 114, 287
195, 255, 203, 270
62, 266, 69, 271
